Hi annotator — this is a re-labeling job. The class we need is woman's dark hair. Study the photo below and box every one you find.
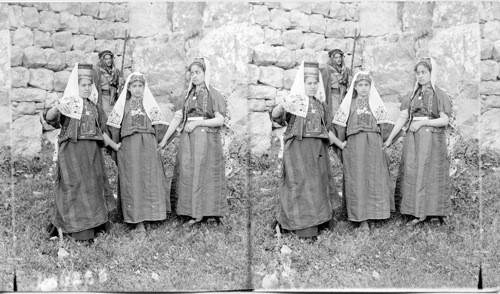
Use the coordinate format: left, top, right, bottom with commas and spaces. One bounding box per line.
414, 58, 432, 72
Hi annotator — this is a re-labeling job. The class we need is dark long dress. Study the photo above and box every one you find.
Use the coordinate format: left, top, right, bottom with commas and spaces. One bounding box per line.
173, 84, 228, 220
395, 85, 452, 218
109, 99, 170, 224
341, 97, 394, 222
274, 97, 342, 237
45, 98, 112, 240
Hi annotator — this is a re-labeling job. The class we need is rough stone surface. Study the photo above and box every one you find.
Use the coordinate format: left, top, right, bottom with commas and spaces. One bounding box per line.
295, 48, 317, 64
23, 7, 40, 29
78, 15, 96, 36
264, 27, 282, 46
325, 19, 344, 39
59, 11, 79, 33
284, 68, 298, 90
72, 35, 96, 53
11, 45, 24, 67
114, 4, 129, 22
329, 2, 345, 20
65, 50, 95, 68
481, 81, 500, 95
114, 22, 128, 39
248, 64, 260, 85
11, 87, 47, 103
344, 3, 359, 21
172, 3, 204, 39
483, 21, 500, 42
81, 2, 99, 18
283, 29, 303, 50
259, 66, 284, 88
50, 3, 81, 15
95, 39, 115, 54
280, 3, 310, 14
303, 33, 326, 51
39, 11, 60, 32
11, 67, 30, 88
359, 2, 400, 37
12, 114, 43, 159
249, 112, 272, 156
310, 2, 330, 16
253, 5, 270, 26
269, 9, 290, 30
33, 30, 52, 48
29, 68, 54, 91
480, 109, 500, 152
44, 49, 66, 71
53, 70, 71, 92
14, 102, 37, 115
8, 5, 25, 29
483, 95, 500, 108
275, 47, 295, 69
253, 44, 277, 66
289, 10, 309, 32
52, 31, 73, 52
248, 85, 277, 100
23, 46, 47, 68
248, 99, 267, 112
492, 40, 500, 62
95, 20, 114, 40
481, 38, 493, 60
402, 2, 432, 35
13, 28, 34, 48
481, 60, 500, 81
432, 2, 478, 28
128, 2, 170, 38
99, 3, 115, 21
309, 14, 326, 34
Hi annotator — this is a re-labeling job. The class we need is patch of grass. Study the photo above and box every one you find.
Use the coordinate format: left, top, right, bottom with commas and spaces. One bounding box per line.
12, 142, 249, 291
0, 146, 14, 291
251, 138, 482, 289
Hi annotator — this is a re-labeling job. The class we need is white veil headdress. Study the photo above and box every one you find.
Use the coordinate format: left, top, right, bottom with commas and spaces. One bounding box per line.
332, 71, 392, 127
55, 63, 98, 119
283, 61, 326, 118
107, 72, 167, 128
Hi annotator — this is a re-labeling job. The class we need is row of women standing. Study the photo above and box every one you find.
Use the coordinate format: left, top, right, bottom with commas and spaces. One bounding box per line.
272, 56, 452, 238
45, 58, 227, 241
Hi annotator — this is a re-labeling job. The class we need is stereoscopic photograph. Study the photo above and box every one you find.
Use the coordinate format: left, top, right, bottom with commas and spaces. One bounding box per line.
0, 0, 498, 292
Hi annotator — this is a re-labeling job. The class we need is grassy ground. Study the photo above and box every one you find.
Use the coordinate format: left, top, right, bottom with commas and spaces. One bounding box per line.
10, 140, 250, 291
0, 147, 14, 291
480, 149, 500, 288
250, 137, 486, 289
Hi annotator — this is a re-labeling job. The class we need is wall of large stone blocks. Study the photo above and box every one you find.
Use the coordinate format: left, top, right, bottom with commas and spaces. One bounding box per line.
479, 2, 500, 152
1, 2, 500, 159
7, 2, 130, 158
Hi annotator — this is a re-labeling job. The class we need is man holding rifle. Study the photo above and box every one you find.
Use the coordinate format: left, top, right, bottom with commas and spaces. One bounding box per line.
95, 50, 124, 116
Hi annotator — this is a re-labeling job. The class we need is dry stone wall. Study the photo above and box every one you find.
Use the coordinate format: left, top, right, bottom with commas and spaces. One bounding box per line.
479, 2, 500, 153
1, 2, 499, 159
7, 2, 130, 158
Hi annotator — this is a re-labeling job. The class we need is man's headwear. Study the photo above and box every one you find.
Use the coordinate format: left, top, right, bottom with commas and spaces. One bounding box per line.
98, 50, 114, 59
333, 71, 392, 127
328, 49, 344, 58
53, 63, 98, 120
107, 72, 167, 128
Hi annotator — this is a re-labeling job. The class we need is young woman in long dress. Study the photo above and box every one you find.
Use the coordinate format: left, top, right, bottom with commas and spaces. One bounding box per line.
383, 57, 452, 226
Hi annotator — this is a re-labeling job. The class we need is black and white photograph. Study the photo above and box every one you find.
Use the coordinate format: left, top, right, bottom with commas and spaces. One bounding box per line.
0, 0, 499, 291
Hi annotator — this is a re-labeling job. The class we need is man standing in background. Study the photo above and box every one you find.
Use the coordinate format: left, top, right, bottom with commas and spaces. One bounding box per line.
95, 50, 124, 116
322, 49, 352, 116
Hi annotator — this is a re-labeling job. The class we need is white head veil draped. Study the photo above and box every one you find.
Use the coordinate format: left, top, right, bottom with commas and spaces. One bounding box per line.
283, 61, 326, 118
333, 71, 392, 127
55, 63, 98, 119
107, 72, 167, 128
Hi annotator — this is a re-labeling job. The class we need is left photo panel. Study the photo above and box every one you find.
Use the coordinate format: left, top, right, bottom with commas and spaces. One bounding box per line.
4, 2, 251, 291
0, 2, 14, 291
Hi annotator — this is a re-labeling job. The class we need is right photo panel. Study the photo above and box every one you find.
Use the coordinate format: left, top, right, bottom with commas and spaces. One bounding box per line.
480, 1, 500, 289
249, 1, 486, 288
